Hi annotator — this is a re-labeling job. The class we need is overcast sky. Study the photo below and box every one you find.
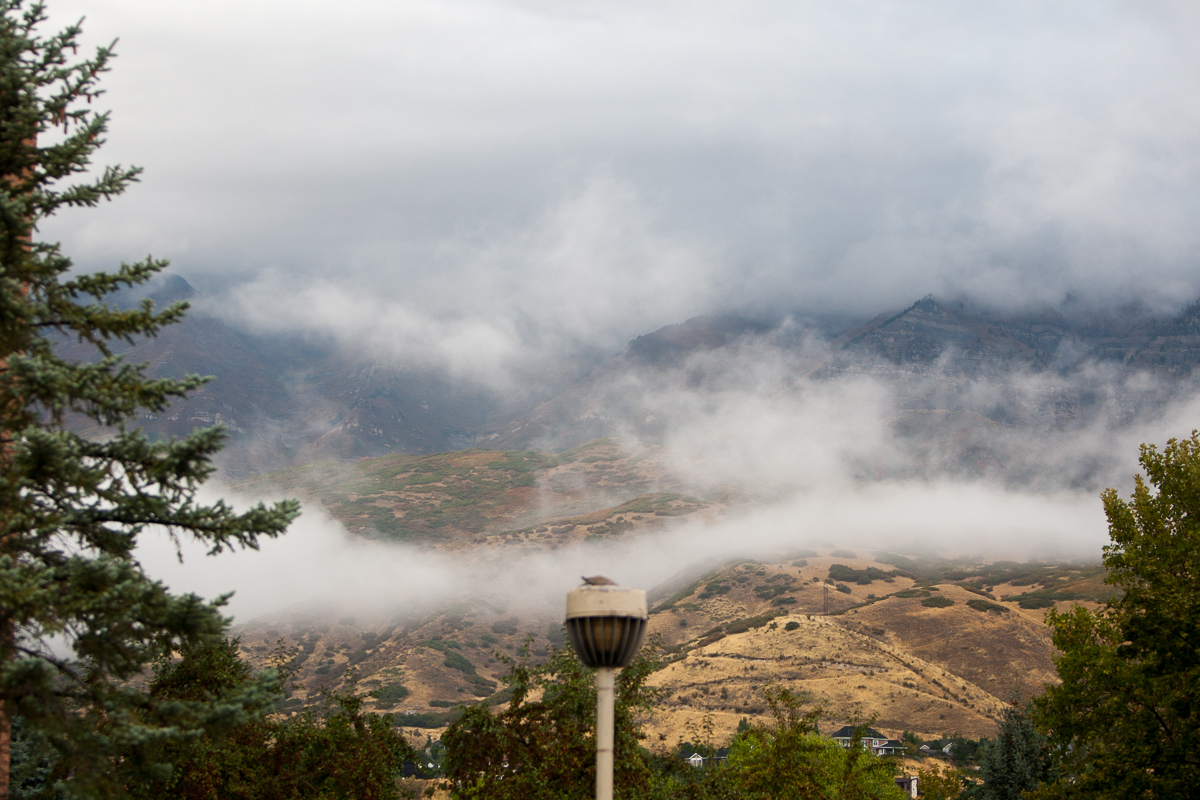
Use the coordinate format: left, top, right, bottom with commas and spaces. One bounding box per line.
40, 0, 1200, 374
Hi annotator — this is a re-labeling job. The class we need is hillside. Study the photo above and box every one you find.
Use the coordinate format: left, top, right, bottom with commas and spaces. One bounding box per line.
231, 550, 1109, 749
234, 438, 717, 545
477, 296, 1200, 464
73, 281, 1200, 480
58, 276, 506, 476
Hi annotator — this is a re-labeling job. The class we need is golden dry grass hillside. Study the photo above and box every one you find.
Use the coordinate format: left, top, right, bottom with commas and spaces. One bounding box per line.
231, 548, 1105, 749
646, 612, 1009, 745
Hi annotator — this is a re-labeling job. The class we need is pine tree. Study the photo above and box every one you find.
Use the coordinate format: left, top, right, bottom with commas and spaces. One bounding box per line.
973, 702, 1050, 800
117, 638, 414, 800
0, 2, 299, 797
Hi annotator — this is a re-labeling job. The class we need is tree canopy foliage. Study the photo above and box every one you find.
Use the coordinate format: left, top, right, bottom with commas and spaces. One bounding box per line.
0, 2, 298, 796
971, 702, 1050, 800
116, 638, 415, 800
1033, 432, 1200, 799
444, 641, 905, 800
727, 687, 905, 800
443, 641, 660, 800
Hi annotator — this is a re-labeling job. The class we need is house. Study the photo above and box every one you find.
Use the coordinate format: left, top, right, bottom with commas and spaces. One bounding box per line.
917, 741, 955, 757
873, 739, 906, 757
829, 726, 906, 757
685, 752, 728, 767
829, 726, 889, 750
895, 775, 919, 798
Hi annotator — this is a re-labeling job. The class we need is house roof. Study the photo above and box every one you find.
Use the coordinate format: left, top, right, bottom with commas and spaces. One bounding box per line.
829, 726, 886, 740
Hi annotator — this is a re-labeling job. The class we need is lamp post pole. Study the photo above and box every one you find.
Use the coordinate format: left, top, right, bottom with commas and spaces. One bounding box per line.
565, 579, 648, 800
595, 667, 616, 800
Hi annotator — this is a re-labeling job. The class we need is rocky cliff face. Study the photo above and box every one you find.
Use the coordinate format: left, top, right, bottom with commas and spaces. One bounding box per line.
476, 296, 1200, 477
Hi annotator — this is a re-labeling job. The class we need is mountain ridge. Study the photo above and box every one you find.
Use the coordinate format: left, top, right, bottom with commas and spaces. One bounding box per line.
74, 280, 1200, 478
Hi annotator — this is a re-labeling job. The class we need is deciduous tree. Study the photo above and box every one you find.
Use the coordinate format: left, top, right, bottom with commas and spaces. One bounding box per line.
442, 641, 660, 800
914, 766, 968, 800
726, 688, 905, 800
1033, 432, 1200, 799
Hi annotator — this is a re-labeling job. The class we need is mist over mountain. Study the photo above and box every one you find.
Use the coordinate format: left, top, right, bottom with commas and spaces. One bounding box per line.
87, 275, 1200, 492
40, 0, 1200, 498
477, 293, 1200, 493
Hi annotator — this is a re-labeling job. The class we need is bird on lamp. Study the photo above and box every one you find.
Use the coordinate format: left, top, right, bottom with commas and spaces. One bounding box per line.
582, 575, 617, 586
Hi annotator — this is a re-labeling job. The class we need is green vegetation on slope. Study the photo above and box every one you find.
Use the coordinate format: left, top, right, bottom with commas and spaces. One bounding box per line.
238, 449, 554, 539
236, 439, 708, 544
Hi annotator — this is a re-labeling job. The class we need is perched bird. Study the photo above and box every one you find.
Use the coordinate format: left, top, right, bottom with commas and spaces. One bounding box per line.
582, 575, 618, 586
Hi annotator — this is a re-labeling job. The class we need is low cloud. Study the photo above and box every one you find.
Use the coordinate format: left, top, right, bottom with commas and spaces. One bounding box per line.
202, 178, 720, 387
39, 0, 1200, 372
137, 478, 1109, 625
68, 0, 1200, 624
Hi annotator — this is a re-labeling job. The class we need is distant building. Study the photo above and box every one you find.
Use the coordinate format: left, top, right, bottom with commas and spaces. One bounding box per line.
874, 739, 906, 756
685, 751, 728, 767
828, 726, 905, 757
830, 725, 889, 750
895, 775, 919, 798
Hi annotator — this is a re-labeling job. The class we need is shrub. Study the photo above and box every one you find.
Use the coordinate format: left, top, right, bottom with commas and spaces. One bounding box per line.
829, 564, 895, 585
966, 598, 1009, 614
835, 584, 852, 594
726, 613, 781, 635
921, 596, 954, 608
466, 674, 498, 695
784, 621, 801, 632
699, 581, 733, 599
371, 684, 411, 704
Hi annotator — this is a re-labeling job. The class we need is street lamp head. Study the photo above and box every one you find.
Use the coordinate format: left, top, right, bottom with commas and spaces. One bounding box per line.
565, 581, 648, 669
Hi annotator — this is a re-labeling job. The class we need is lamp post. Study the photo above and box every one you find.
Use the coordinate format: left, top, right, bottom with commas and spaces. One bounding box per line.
565, 580, 648, 800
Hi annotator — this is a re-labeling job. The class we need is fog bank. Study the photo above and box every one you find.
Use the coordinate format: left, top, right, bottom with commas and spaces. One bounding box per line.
137, 478, 1108, 624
